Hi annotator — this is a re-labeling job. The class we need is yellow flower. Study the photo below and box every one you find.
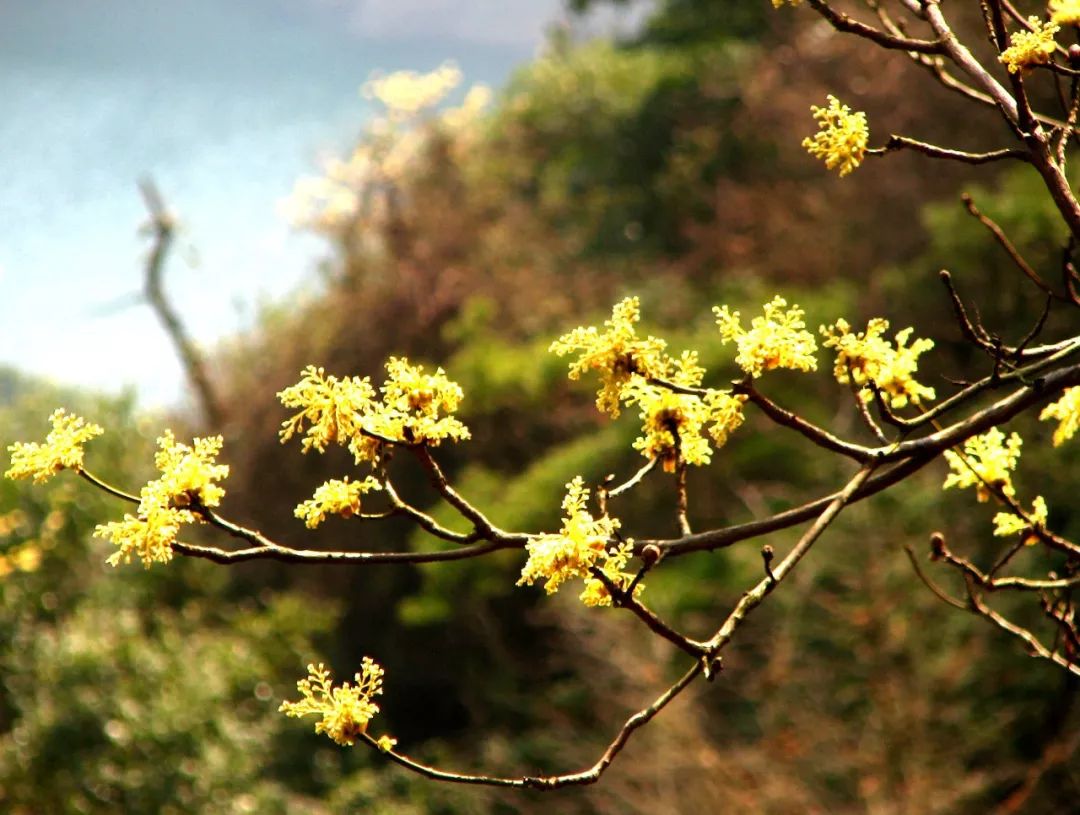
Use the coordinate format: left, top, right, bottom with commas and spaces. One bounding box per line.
279, 360, 469, 465
579, 541, 640, 607
550, 297, 669, 417
279, 365, 377, 454
802, 95, 869, 177
715, 296, 818, 378
518, 477, 638, 604
95, 430, 228, 568
943, 428, 1023, 502
280, 660, 385, 747
376, 734, 398, 752
1039, 386, 1080, 446
295, 476, 382, 529
1051, 0, 1080, 26
96, 504, 190, 568
771, 0, 803, 7
1000, 17, 1059, 72
5, 409, 103, 483
373, 356, 470, 447
150, 430, 229, 509
993, 495, 1048, 544
621, 352, 746, 472
821, 318, 935, 408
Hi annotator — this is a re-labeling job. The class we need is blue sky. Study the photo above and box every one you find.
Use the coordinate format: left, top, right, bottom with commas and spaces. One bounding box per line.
0, 0, 643, 409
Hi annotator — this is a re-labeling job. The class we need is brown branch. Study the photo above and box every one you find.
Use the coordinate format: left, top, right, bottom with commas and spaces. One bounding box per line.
589, 566, 707, 658
362, 660, 705, 789
870, 136, 1029, 164
139, 179, 225, 426
961, 193, 1068, 301
903, 541, 968, 610
704, 463, 876, 653
806, 0, 944, 53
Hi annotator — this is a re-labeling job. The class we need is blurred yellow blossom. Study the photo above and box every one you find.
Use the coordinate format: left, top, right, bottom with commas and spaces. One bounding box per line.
714, 296, 818, 378
0, 542, 43, 577
993, 495, 1048, 544
1051, 0, 1080, 26
518, 477, 638, 605
280, 660, 386, 747
943, 428, 1023, 502
376, 734, 398, 752
821, 318, 935, 408
771, 0, 803, 7
363, 62, 462, 119
295, 476, 382, 529
6, 409, 103, 483
802, 95, 868, 177
551, 297, 669, 417
1000, 17, 1059, 72
1039, 387, 1080, 446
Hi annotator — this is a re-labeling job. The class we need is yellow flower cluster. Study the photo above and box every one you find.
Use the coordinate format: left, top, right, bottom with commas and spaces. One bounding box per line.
550, 297, 669, 417
802, 95, 869, 177
1051, 0, 1080, 26
993, 495, 1048, 544
279, 366, 377, 454
821, 318, 935, 408
771, 0, 803, 7
95, 432, 229, 568
295, 476, 382, 529
714, 296, 818, 378
1039, 387, 1080, 446
362, 61, 462, 119
279, 359, 469, 465
280, 660, 388, 747
5, 409, 104, 483
622, 352, 746, 472
518, 477, 638, 606
943, 428, 1023, 502
1000, 17, 1059, 73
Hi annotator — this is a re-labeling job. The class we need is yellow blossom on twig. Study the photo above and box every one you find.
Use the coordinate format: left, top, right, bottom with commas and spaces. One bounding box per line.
1000, 17, 1059, 73
97, 504, 191, 568
149, 430, 229, 509
279, 365, 377, 454
5, 409, 103, 483
821, 318, 935, 408
518, 477, 638, 605
1051, 0, 1080, 26
550, 297, 669, 417
279, 360, 469, 465
943, 428, 1023, 502
993, 496, 1048, 545
280, 660, 386, 747
95, 431, 229, 568
714, 296, 818, 378
802, 95, 869, 177
622, 352, 745, 471
295, 476, 382, 529
1039, 386, 1080, 446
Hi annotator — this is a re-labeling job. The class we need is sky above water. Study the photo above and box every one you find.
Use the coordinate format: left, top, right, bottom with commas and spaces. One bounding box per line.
0, 0, 642, 409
